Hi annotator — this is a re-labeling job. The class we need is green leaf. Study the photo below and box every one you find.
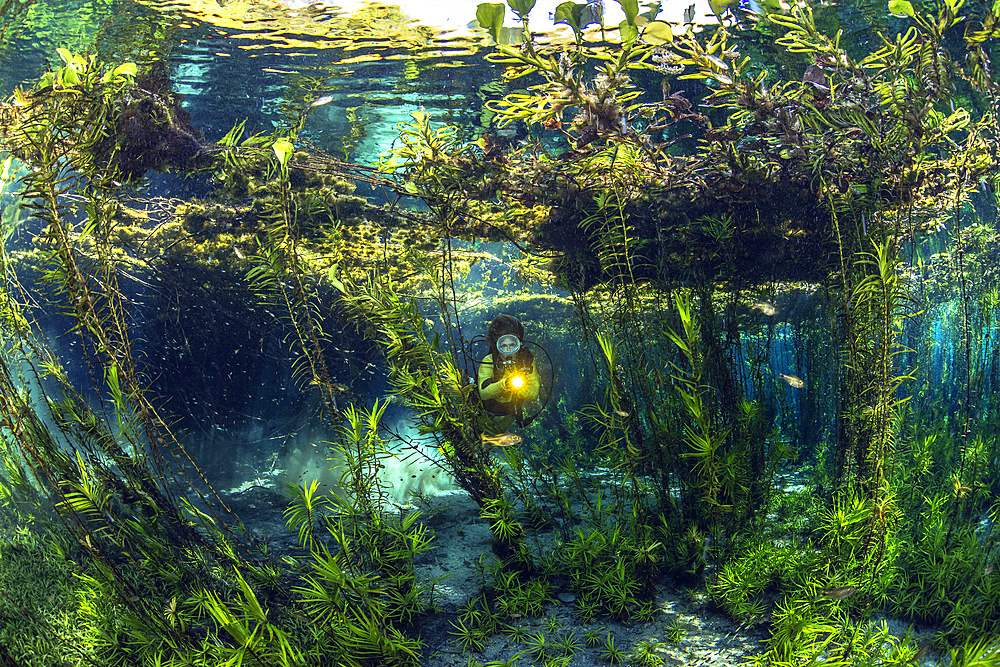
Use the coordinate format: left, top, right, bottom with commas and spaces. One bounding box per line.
477, 2, 506, 41
554, 1, 586, 33
60, 66, 80, 87
112, 62, 137, 79
497, 25, 526, 44
643, 20, 672, 44
709, 0, 739, 17
507, 0, 536, 19
619, 18, 639, 44
272, 137, 294, 168
888, 0, 914, 16
102, 62, 138, 84
327, 265, 345, 294
615, 0, 639, 24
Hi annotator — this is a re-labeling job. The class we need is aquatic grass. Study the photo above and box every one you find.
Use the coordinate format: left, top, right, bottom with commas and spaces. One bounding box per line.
522, 630, 551, 661
551, 629, 581, 657
948, 636, 1000, 667
491, 569, 551, 619
630, 639, 666, 667
599, 632, 627, 665
7, 2, 1000, 664
484, 656, 523, 667
664, 618, 686, 645
450, 617, 488, 654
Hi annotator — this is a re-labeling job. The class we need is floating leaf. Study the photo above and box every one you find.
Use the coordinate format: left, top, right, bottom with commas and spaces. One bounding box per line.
56, 48, 75, 65
643, 20, 672, 44
507, 0, 536, 20
888, 0, 914, 16
497, 25, 527, 44
61, 66, 80, 87
554, 1, 586, 33
476, 3, 506, 42
640, 3, 662, 21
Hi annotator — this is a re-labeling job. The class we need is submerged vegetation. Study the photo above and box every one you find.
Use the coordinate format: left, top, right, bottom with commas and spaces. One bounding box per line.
4, 0, 1000, 664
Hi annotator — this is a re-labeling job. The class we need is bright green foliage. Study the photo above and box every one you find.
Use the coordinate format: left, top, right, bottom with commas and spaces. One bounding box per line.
630, 638, 665, 667
7, 0, 1000, 663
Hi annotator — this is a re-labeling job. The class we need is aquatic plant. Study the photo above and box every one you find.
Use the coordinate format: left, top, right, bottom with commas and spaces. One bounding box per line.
450, 616, 489, 654
9, 0, 1000, 661
629, 638, 666, 667
0, 50, 452, 666
598, 631, 626, 665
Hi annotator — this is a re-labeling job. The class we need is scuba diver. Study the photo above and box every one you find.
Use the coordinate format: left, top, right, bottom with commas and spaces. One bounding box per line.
477, 315, 541, 428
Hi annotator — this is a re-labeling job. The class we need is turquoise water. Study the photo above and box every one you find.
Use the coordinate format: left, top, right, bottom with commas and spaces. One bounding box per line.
4, 0, 1000, 665
0, 0, 494, 162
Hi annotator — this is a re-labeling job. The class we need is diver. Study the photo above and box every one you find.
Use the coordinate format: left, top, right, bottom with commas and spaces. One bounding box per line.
478, 315, 541, 428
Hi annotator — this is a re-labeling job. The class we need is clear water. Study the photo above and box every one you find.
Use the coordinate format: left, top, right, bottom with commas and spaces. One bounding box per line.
1, 0, 998, 664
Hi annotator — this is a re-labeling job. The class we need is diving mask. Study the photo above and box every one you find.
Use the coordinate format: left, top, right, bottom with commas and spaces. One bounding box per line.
496, 334, 521, 356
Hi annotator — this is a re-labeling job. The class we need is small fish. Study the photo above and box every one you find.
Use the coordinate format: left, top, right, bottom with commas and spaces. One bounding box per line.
310, 95, 333, 108
986, 566, 994, 576
233, 246, 245, 260
751, 301, 777, 316
543, 116, 562, 130
821, 586, 857, 600
614, 409, 630, 418
909, 644, 929, 663
481, 433, 523, 448
779, 373, 805, 389
683, 3, 695, 23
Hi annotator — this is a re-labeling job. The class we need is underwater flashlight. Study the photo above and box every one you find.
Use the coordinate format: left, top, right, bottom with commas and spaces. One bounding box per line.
511, 375, 524, 389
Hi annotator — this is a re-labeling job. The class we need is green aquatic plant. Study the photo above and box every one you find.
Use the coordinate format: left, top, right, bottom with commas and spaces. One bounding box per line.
948, 636, 1000, 667
489, 565, 552, 619
0, 50, 452, 666
551, 629, 581, 657
711, 541, 777, 620
334, 266, 530, 563
664, 618, 686, 645
10, 2, 1000, 664
451, 616, 489, 654
630, 639, 666, 667
522, 630, 552, 661
484, 656, 523, 667
583, 628, 603, 647
598, 632, 626, 665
